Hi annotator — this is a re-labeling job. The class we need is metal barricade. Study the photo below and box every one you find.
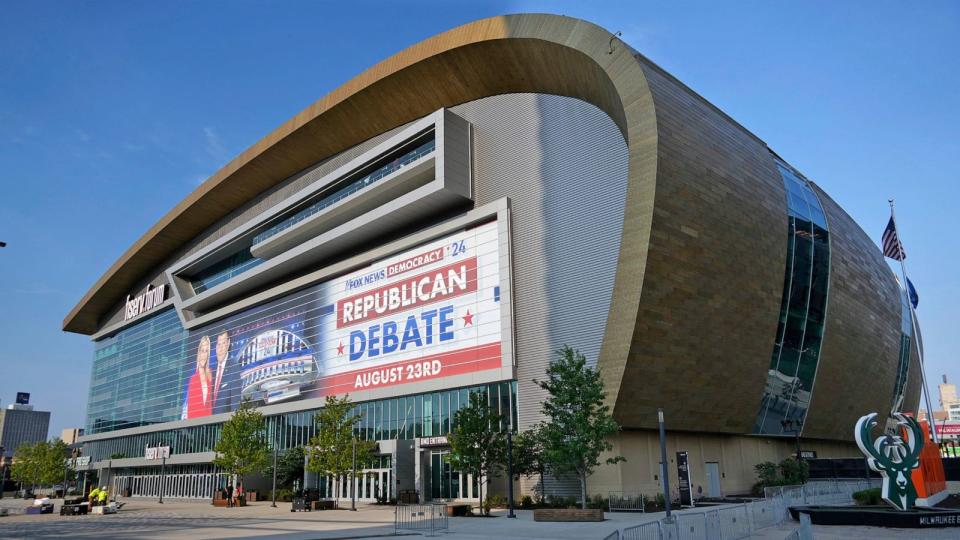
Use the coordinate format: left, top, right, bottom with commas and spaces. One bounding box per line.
622, 521, 661, 540
747, 497, 779, 529
395, 503, 448, 536
602, 530, 621, 540
609, 491, 646, 512
716, 504, 750, 540
676, 511, 710, 540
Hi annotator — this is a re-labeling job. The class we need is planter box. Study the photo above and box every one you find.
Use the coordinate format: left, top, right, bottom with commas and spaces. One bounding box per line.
533, 508, 604, 522
446, 504, 472, 517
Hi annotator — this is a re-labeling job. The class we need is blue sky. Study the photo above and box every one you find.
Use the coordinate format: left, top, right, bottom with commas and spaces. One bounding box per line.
1, 1, 957, 438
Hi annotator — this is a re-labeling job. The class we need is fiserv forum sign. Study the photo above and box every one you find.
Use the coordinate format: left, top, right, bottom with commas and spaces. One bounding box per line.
180, 221, 505, 419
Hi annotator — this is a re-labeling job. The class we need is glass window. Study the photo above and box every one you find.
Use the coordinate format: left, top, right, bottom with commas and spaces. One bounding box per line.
754, 158, 830, 436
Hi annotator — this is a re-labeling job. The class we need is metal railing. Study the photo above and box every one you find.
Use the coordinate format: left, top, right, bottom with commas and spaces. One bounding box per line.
395, 503, 448, 536
610, 491, 646, 512
602, 530, 622, 540
617, 479, 875, 540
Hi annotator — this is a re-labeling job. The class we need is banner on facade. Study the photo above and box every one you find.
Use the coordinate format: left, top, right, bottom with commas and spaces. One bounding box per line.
180, 221, 506, 419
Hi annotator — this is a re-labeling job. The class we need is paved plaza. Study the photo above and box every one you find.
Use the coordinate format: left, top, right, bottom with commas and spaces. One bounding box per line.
1, 498, 958, 539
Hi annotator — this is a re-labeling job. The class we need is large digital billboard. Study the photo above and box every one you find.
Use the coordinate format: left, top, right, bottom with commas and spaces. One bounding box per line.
181, 221, 504, 419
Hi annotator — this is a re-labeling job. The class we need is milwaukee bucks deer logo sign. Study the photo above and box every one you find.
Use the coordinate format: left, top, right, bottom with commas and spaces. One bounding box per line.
854, 412, 924, 511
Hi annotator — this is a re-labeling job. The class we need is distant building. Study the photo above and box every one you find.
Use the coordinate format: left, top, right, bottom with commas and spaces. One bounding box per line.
0, 399, 50, 457
61, 428, 85, 445
940, 375, 959, 411
949, 403, 960, 422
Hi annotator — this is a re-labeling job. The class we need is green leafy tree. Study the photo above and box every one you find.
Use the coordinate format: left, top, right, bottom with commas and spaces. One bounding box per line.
213, 400, 270, 493
536, 345, 624, 509
41, 439, 72, 487
10, 439, 73, 493
510, 424, 549, 503
306, 395, 376, 498
272, 446, 306, 489
11, 442, 41, 491
447, 392, 505, 515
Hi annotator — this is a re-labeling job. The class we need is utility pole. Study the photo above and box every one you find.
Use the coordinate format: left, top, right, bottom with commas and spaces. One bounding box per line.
271, 428, 278, 508
159, 454, 166, 504
658, 409, 673, 522
506, 430, 516, 518
350, 437, 357, 511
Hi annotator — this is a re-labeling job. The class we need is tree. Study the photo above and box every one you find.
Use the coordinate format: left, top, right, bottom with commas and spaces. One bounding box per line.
213, 400, 270, 494
447, 392, 505, 515
306, 395, 376, 499
10, 439, 73, 493
536, 345, 624, 509
510, 424, 549, 503
272, 446, 306, 489
10, 442, 41, 491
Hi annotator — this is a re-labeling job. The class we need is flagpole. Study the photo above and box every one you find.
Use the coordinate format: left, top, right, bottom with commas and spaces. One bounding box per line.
889, 199, 939, 444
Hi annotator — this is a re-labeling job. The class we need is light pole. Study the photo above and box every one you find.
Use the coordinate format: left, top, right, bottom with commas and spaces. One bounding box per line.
350, 437, 357, 511
506, 430, 516, 518
271, 427, 279, 508
658, 408, 673, 522
158, 454, 166, 504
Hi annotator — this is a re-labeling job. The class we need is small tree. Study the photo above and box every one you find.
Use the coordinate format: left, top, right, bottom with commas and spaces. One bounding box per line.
213, 400, 270, 495
11, 442, 40, 491
306, 395, 376, 499
511, 424, 549, 503
447, 392, 505, 515
536, 345, 624, 509
41, 439, 72, 488
272, 446, 306, 489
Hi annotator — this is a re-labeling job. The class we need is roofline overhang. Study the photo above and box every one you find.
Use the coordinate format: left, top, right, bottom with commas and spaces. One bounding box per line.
66, 12, 758, 336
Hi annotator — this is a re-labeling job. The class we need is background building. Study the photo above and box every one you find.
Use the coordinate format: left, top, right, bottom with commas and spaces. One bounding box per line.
0, 396, 51, 458
64, 14, 921, 502
61, 428, 84, 445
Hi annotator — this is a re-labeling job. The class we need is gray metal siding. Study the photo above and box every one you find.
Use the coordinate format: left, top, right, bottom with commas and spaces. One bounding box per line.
449, 94, 629, 430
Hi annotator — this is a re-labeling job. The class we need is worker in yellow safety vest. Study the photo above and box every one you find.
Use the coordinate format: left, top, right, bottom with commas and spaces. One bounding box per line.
89, 486, 100, 506
98, 487, 108, 505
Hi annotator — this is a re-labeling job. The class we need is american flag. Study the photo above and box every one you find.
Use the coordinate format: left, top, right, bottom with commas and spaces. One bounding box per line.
882, 217, 906, 261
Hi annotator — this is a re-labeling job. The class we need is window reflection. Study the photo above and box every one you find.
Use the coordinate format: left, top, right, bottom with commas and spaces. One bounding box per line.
754, 160, 830, 435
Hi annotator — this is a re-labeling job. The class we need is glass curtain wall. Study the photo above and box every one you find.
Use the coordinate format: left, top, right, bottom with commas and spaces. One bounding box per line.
86, 381, 517, 461
754, 159, 831, 435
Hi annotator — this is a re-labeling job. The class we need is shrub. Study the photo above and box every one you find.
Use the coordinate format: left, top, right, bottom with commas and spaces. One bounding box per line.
852, 488, 882, 506
586, 494, 608, 509
751, 459, 810, 495
484, 493, 507, 511
520, 495, 534, 509
270, 488, 294, 502
545, 495, 577, 508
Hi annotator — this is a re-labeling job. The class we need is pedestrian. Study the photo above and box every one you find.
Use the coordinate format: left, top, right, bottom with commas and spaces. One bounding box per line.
226, 484, 233, 508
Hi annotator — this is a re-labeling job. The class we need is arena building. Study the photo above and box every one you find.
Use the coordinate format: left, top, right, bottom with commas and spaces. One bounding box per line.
65, 14, 920, 503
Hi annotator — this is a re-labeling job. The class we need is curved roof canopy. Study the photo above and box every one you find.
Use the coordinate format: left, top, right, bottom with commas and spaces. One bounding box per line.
63, 13, 649, 334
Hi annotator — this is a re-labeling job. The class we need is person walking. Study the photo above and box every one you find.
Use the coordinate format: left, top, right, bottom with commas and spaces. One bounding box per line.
226, 484, 234, 508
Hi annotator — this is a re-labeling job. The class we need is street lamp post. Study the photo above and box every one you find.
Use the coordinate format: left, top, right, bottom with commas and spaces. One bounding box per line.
159, 455, 166, 504
658, 408, 673, 522
271, 428, 279, 508
350, 437, 357, 511
506, 430, 516, 518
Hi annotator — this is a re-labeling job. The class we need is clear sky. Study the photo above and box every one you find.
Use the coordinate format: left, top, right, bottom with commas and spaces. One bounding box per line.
1, 1, 957, 439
